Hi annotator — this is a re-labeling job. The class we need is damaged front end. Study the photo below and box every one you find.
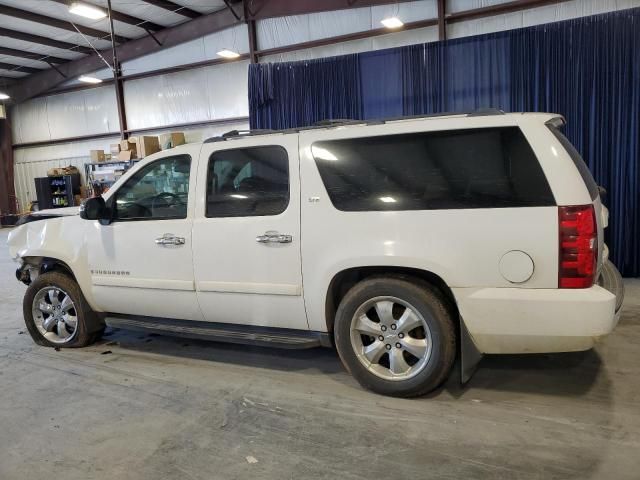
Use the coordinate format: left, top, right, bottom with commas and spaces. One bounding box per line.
8, 207, 81, 285
15, 261, 31, 284
15, 257, 64, 286
8, 217, 63, 286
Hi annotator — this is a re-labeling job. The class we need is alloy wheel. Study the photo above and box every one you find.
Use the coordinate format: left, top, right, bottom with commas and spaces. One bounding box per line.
31, 287, 79, 344
349, 296, 433, 381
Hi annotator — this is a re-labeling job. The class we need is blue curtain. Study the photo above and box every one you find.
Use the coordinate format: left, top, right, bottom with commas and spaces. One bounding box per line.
248, 55, 362, 129
248, 8, 640, 276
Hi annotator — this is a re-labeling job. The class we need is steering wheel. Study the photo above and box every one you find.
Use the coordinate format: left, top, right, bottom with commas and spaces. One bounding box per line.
151, 192, 182, 212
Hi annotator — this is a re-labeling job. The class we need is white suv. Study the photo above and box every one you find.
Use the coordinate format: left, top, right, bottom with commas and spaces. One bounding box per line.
8, 111, 624, 397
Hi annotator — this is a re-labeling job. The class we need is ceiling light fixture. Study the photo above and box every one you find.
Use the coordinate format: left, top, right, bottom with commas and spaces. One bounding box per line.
69, 1, 107, 20
381, 16, 404, 29
0, 93, 9, 100
217, 49, 241, 59
380, 196, 397, 203
78, 75, 103, 84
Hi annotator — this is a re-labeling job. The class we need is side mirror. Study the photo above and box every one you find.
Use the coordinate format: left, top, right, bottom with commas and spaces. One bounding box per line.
80, 196, 110, 223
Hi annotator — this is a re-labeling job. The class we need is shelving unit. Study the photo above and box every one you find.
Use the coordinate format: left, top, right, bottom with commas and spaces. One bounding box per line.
34, 174, 80, 210
84, 161, 135, 196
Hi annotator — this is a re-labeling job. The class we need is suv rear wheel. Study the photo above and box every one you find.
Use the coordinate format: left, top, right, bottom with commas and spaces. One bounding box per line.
23, 272, 104, 348
334, 277, 456, 397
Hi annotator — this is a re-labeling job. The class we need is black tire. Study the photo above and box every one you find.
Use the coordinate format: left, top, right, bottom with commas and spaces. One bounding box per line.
334, 276, 457, 397
23, 272, 104, 348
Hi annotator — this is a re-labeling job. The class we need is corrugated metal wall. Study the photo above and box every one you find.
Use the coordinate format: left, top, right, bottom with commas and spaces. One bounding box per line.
13, 136, 118, 211
12, 120, 250, 212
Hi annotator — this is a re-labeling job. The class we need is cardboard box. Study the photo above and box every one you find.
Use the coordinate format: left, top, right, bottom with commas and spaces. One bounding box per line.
109, 143, 121, 155
119, 139, 138, 157
172, 132, 186, 147
93, 171, 117, 183
117, 150, 133, 161
159, 132, 186, 150
132, 135, 160, 158
90, 150, 105, 163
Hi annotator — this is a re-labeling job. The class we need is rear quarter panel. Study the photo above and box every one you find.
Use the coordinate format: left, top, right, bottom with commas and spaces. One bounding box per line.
519, 118, 602, 271
299, 115, 561, 332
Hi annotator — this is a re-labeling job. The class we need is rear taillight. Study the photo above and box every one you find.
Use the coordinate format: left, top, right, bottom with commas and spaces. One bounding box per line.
558, 205, 597, 288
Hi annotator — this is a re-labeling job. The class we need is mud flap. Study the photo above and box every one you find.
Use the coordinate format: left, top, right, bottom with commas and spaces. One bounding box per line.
460, 316, 483, 384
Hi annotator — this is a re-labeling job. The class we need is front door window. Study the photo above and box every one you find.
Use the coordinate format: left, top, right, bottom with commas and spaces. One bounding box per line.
113, 155, 191, 220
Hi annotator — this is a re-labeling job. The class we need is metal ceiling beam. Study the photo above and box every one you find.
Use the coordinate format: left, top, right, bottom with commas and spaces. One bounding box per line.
446, 0, 572, 23
8, 8, 241, 102
437, 0, 446, 40
0, 4, 130, 44
0, 62, 42, 75
33, 53, 250, 98
48, 0, 164, 32
245, 0, 416, 20
0, 118, 17, 216
0, 27, 93, 55
106, 0, 127, 139
141, 0, 202, 19
222, 0, 241, 21
11, 116, 249, 149
0, 47, 67, 64
255, 17, 438, 57
242, 0, 258, 64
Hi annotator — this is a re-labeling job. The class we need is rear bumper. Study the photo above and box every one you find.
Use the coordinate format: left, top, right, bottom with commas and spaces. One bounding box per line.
454, 285, 619, 354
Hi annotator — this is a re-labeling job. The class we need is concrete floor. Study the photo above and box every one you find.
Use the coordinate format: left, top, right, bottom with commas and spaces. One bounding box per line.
0, 228, 638, 480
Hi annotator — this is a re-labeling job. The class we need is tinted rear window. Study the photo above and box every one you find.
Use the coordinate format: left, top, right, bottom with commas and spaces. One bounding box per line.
547, 125, 599, 200
312, 127, 555, 211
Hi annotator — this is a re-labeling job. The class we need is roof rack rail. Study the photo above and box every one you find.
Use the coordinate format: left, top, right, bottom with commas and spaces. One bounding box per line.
202, 109, 507, 143
204, 128, 276, 143
467, 108, 505, 116
366, 109, 505, 124
222, 129, 276, 137
313, 119, 366, 127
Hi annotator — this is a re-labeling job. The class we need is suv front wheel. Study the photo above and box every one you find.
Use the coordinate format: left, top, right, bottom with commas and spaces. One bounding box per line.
23, 272, 104, 348
334, 277, 456, 397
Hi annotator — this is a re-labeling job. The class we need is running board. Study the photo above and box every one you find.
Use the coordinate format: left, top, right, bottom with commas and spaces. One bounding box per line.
104, 315, 332, 349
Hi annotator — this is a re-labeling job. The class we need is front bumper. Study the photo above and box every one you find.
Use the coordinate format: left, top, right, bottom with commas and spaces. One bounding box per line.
454, 284, 619, 354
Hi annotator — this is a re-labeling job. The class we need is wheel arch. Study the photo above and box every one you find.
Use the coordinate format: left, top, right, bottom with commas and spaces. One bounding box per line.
324, 266, 459, 334
21, 256, 79, 283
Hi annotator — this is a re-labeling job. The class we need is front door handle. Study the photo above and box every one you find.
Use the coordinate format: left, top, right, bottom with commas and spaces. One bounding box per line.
155, 233, 186, 246
256, 231, 293, 244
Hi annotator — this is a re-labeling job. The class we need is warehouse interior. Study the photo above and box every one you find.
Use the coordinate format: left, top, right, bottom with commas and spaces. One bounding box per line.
0, 1, 639, 479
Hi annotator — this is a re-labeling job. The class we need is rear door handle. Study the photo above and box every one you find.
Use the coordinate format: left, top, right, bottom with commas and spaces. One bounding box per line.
256, 231, 293, 244
155, 233, 186, 246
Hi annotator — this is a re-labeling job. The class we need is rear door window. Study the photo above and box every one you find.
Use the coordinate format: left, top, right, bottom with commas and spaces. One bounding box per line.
206, 146, 289, 217
312, 127, 555, 211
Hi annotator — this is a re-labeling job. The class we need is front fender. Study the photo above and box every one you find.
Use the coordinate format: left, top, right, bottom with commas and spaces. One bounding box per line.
7, 217, 100, 311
